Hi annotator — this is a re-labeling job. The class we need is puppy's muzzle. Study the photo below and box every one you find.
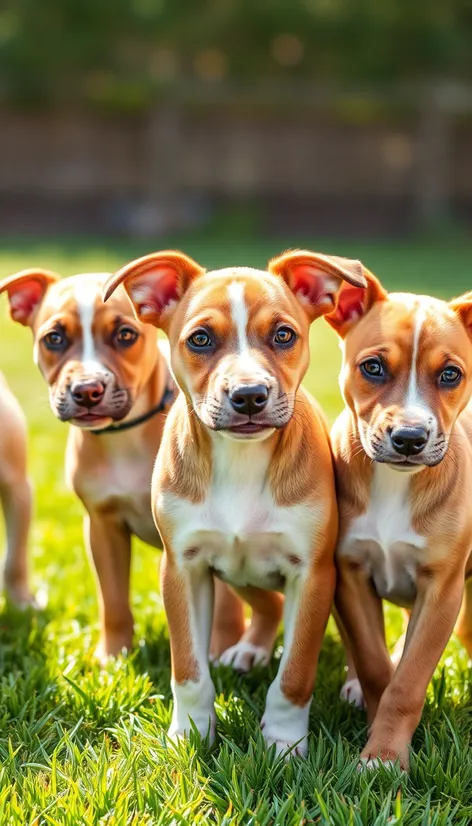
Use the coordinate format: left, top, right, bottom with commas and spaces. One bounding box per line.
228, 384, 269, 416
70, 379, 106, 409
390, 425, 429, 457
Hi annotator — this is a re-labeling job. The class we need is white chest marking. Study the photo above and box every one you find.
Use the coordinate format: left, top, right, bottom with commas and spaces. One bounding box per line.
340, 464, 426, 601
74, 277, 106, 372
157, 436, 319, 588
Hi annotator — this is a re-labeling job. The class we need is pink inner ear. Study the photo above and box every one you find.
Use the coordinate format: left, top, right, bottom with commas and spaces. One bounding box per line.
129, 267, 180, 317
330, 284, 365, 324
9, 280, 45, 323
290, 265, 338, 307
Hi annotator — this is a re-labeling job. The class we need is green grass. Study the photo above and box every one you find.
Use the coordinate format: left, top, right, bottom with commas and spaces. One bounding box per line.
1, 233, 472, 824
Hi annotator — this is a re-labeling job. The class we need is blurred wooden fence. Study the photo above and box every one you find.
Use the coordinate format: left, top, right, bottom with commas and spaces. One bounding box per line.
1, 82, 471, 235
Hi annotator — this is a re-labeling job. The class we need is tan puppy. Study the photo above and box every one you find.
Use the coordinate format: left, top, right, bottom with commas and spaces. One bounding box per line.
0, 372, 35, 606
327, 269, 472, 769
0, 269, 249, 660
104, 248, 367, 753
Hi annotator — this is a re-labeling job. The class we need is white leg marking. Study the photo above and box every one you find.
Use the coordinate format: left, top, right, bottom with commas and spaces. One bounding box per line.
340, 677, 365, 709
74, 278, 107, 372
261, 578, 310, 757
168, 570, 216, 742
218, 640, 271, 671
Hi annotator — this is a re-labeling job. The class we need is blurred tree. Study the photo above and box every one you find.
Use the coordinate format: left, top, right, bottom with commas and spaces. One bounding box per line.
1, 0, 472, 107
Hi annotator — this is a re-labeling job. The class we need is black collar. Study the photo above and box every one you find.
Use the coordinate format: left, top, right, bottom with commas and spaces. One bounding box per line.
91, 385, 174, 435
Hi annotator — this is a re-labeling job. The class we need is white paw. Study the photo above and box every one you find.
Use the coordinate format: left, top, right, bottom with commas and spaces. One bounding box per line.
5, 585, 47, 611
217, 641, 270, 672
169, 675, 216, 743
262, 732, 307, 758
168, 713, 216, 744
261, 680, 310, 759
357, 757, 397, 772
340, 678, 365, 709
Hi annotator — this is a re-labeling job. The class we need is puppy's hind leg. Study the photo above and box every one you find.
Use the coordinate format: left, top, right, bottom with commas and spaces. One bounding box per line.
216, 585, 284, 672
455, 576, 472, 657
210, 578, 246, 660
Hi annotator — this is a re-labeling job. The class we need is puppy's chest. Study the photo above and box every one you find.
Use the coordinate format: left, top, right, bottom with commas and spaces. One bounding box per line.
339, 466, 427, 606
77, 450, 159, 546
162, 450, 318, 588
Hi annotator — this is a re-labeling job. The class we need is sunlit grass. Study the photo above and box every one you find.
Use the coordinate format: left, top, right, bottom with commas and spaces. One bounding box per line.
0, 234, 471, 824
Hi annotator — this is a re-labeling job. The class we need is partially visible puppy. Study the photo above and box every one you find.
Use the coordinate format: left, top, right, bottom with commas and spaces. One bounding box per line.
0, 269, 241, 659
328, 270, 472, 769
0, 372, 35, 606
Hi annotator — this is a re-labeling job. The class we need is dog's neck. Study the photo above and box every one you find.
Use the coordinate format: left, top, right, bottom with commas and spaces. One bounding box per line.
168, 387, 321, 509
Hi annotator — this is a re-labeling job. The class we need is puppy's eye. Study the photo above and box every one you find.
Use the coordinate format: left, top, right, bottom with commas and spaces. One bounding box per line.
115, 326, 138, 347
187, 329, 213, 350
439, 366, 462, 387
43, 331, 67, 351
360, 357, 385, 380
274, 326, 297, 347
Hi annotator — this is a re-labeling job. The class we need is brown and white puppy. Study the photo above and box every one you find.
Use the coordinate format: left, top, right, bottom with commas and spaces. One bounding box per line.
104, 248, 367, 754
0, 269, 249, 660
0, 268, 180, 659
0, 372, 35, 606
328, 271, 472, 769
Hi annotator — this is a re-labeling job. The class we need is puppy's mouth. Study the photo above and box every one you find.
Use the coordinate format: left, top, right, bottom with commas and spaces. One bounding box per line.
227, 422, 271, 435
70, 412, 115, 429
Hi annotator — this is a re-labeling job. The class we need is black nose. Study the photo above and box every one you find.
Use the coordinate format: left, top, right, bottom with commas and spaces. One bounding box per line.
70, 380, 105, 408
229, 384, 269, 416
390, 425, 429, 456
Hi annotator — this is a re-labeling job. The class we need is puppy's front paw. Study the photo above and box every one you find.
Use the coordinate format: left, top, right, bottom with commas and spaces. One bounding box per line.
167, 712, 216, 744
340, 677, 365, 709
261, 682, 310, 759
360, 740, 409, 772
4, 579, 46, 611
261, 725, 308, 758
169, 675, 216, 745
217, 641, 270, 672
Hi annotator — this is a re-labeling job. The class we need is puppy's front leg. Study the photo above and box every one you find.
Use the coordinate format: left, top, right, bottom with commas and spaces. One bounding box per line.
261, 563, 335, 756
362, 568, 464, 770
84, 513, 133, 659
0, 477, 34, 606
161, 551, 216, 741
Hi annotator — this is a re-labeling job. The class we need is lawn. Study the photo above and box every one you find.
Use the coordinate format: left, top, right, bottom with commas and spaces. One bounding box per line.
0, 233, 472, 825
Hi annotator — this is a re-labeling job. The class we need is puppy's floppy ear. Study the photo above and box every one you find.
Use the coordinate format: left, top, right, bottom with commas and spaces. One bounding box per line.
103, 250, 205, 329
0, 269, 60, 326
268, 249, 368, 322
324, 268, 388, 338
449, 291, 472, 339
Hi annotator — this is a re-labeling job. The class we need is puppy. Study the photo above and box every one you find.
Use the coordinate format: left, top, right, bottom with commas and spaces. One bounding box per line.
0, 269, 252, 660
327, 269, 472, 769
104, 248, 367, 753
0, 372, 35, 606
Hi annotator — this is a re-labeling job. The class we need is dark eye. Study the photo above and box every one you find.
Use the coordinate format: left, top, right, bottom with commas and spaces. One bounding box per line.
43, 330, 67, 351
360, 357, 385, 380
115, 326, 138, 347
274, 326, 297, 347
439, 366, 462, 387
187, 329, 213, 350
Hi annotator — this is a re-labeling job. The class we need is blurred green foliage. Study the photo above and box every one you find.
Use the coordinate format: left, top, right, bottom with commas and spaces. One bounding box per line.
1, 0, 472, 108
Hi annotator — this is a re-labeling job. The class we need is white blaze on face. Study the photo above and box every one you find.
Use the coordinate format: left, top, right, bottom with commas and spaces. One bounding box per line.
402, 302, 437, 438
74, 277, 106, 373
227, 280, 267, 378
